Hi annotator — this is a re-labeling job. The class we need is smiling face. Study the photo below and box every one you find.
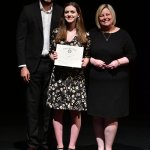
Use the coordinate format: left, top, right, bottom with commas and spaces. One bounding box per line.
99, 7, 113, 28
64, 5, 79, 24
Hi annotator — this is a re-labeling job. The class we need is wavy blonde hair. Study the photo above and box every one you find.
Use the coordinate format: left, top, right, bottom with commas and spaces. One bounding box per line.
95, 4, 116, 29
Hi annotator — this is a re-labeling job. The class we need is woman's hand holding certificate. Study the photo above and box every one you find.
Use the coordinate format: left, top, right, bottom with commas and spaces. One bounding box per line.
54, 44, 84, 68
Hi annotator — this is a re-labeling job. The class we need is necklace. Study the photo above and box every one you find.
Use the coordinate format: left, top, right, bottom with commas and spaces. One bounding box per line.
102, 32, 112, 42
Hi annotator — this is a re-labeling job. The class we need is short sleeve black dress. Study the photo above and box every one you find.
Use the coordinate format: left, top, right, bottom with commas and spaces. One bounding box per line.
87, 27, 136, 118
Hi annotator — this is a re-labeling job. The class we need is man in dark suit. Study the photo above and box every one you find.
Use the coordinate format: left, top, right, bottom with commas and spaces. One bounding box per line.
16, 0, 63, 150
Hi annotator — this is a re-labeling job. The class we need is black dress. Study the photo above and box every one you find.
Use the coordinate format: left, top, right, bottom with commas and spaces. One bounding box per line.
87, 27, 136, 118
47, 28, 91, 111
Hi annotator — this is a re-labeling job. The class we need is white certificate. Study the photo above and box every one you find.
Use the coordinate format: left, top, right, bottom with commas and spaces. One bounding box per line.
54, 44, 84, 68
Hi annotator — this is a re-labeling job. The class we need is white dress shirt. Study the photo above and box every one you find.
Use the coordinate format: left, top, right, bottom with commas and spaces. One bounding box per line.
40, 1, 53, 56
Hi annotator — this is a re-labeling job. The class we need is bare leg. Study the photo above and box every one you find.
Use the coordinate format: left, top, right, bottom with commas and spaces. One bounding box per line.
104, 119, 118, 150
93, 117, 105, 150
68, 111, 81, 149
53, 110, 64, 149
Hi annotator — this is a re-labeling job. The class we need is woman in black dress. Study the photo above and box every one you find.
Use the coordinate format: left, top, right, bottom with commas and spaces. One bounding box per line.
47, 2, 90, 150
87, 4, 136, 150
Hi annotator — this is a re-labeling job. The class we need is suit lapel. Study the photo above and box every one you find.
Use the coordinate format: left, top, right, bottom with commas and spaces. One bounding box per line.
50, 4, 58, 33
34, 2, 43, 34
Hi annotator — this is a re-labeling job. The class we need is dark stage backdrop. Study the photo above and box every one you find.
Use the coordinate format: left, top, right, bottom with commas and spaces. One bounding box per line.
2, 0, 149, 119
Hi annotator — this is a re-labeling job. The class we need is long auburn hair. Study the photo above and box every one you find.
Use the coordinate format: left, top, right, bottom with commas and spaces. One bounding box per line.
55, 2, 88, 44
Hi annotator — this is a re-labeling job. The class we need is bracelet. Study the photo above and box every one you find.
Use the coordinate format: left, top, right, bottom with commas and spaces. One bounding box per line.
116, 59, 121, 66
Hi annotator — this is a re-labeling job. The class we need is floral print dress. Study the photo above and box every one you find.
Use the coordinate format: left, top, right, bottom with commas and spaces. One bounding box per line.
47, 28, 91, 111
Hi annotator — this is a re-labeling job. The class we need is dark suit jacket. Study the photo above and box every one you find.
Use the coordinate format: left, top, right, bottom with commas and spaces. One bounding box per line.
16, 1, 63, 73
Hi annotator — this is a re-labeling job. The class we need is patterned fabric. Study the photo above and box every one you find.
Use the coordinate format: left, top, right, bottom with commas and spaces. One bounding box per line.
47, 28, 91, 111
